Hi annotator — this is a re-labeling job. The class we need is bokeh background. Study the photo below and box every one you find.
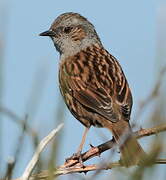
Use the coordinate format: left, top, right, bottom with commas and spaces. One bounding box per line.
0, 0, 166, 179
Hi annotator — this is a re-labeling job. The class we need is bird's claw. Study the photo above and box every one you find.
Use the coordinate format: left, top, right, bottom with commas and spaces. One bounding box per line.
65, 151, 85, 167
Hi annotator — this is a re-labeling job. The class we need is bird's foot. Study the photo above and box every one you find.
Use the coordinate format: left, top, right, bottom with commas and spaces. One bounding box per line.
65, 151, 85, 167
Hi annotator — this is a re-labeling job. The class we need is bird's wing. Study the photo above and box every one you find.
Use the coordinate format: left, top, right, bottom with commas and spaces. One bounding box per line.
70, 78, 117, 122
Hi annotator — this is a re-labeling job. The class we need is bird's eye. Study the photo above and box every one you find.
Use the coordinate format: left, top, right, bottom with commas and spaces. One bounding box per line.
64, 27, 73, 34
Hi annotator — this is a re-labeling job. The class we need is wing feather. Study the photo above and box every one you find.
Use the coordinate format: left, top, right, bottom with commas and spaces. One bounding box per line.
60, 45, 132, 123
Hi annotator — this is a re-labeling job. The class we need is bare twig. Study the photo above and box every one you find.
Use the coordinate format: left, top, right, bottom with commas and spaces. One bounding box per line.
23, 157, 166, 180
155, 159, 166, 164
0, 106, 36, 137
14, 123, 166, 180
4, 158, 15, 180
135, 123, 166, 138
29, 162, 121, 179
134, 67, 166, 122
61, 123, 166, 168
4, 116, 28, 180
18, 123, 64, 180
0, 106, 40, 158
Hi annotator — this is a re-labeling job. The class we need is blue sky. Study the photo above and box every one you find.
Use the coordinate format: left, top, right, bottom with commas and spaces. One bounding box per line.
0, 0, 165, 179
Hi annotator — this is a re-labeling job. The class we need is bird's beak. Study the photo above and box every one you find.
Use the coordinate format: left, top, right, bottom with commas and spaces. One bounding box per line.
39, 30, 55, 37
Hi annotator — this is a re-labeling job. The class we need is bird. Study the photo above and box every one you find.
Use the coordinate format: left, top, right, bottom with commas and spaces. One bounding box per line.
40, 12, 146, 166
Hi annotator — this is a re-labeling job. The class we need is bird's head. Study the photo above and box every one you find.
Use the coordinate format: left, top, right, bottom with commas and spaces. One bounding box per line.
40, 12, 102, 57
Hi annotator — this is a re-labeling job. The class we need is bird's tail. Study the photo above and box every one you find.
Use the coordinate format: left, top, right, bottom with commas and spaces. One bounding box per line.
111, 120, 146, 166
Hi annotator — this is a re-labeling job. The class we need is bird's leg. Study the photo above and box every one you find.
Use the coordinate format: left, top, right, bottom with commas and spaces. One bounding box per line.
66, 127, 89, 165
77, 127, 89, 154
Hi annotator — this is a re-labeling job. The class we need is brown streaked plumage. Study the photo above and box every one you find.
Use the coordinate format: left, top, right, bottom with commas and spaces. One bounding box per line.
40, 12, 146, 166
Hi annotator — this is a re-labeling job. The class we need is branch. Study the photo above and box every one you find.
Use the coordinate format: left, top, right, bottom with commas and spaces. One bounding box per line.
15, 123, 166, 180
134, 67, 166, 121
30, 162, 121, 179
29, 158, 166, 179
16, 123, 64, 180
60, 123, 166, 168
0, 106, 37, 137
5, 116, 28, 180
135, 123, 166, 138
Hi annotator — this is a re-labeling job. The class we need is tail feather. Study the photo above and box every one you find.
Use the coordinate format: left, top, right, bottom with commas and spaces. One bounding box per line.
112, 121, 145, 166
